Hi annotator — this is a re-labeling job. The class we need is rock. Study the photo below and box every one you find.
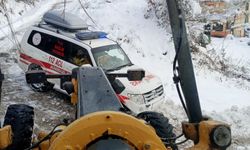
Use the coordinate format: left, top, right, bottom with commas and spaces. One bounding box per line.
42, 118, 46, 122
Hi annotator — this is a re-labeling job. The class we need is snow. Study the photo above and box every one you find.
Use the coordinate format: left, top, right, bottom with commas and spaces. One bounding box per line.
1, 0, 250, 148
189, 0, 202, 16
197, 70, 250, 111
208, 37, 250, 64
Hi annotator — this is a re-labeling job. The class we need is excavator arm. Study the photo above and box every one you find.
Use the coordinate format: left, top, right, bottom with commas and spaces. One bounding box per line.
166, 0, 231, 149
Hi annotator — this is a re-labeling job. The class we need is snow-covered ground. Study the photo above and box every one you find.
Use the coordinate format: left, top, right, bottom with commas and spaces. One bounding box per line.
1, 0, 250, 149
201, 37, 250, 110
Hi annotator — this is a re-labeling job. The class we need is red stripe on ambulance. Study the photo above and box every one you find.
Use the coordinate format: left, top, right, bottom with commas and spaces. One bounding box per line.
20, 53, 70, 74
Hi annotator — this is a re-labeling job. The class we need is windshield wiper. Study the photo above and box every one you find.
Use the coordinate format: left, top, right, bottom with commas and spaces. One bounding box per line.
107, 63, 133, 72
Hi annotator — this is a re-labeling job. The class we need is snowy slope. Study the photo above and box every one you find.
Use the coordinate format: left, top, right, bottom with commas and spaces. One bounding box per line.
0, 0, 62, 52
1, 0, 250, 149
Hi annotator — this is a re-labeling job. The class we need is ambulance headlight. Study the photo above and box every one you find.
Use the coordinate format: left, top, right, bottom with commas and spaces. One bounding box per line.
127, 94, 145, 105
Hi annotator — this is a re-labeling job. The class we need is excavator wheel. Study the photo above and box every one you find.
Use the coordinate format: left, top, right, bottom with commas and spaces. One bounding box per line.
3, 104, 34, 150
27, 64, 54, 92
137, 111, 177, 149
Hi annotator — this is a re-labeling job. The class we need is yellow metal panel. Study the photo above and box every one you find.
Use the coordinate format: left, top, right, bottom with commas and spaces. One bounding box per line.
71, 79, 78, 105
186, 120, 230, 150
37, 126, 66, 150
0, 125, 12, 149
48, 111, 167, 150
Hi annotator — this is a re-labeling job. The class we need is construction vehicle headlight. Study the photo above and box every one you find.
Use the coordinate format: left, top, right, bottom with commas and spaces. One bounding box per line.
128, 94, 145, 105
211, 125, 231, 148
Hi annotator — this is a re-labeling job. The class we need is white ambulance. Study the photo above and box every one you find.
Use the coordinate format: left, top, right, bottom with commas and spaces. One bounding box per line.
18, 11, 165, 113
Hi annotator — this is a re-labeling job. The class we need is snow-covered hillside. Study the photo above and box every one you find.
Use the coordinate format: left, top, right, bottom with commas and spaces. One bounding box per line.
1, 0, 250, 149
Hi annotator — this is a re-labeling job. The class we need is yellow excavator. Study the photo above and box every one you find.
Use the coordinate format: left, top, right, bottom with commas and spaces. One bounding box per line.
0, 0, 231, 149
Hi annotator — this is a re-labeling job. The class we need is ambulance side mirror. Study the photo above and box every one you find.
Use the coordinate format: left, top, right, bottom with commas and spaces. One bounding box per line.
25, 70, 47, 84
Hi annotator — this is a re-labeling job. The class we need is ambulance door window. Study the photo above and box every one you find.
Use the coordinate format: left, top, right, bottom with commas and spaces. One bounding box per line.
69, 44, 92, 66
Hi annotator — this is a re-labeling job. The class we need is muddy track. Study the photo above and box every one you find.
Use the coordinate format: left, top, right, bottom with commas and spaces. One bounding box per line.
0, 53, 75, 132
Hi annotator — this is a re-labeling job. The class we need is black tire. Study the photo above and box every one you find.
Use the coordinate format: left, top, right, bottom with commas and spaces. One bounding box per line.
3, 104, 34, 150
27, 64, 54, 92
137, 111, 177, 149
0, 68, 3, 99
